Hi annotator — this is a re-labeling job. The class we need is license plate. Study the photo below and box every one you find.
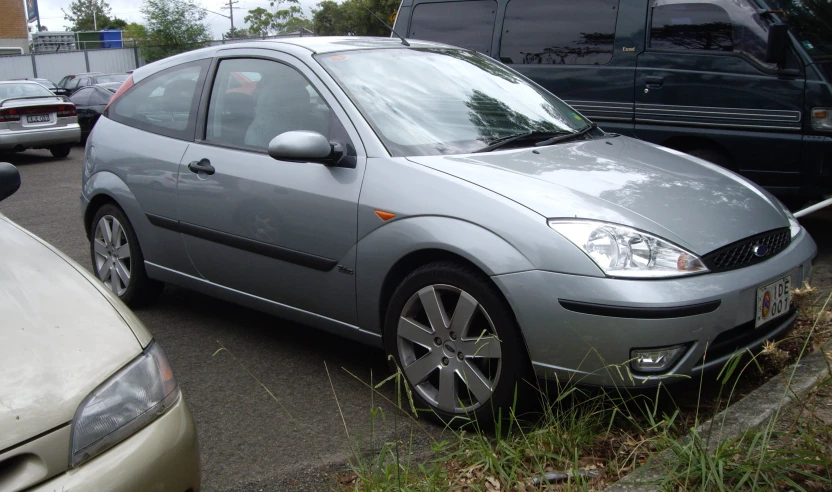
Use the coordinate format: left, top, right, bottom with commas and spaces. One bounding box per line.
27, 114, 50, 123
755, 276, 791, 328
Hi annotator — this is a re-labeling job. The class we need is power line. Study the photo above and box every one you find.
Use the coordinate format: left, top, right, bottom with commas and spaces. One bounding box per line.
220, 0, 241, 37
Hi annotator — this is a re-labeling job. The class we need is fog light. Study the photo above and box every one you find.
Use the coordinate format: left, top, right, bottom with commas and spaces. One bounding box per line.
630, 345, 686, 373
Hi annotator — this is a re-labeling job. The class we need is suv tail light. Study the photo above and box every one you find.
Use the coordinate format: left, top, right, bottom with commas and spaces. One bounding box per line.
105, 75, 134, 112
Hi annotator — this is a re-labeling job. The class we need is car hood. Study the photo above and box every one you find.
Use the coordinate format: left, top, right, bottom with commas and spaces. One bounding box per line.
407, 136, 788, 254
0, 215, 144, 451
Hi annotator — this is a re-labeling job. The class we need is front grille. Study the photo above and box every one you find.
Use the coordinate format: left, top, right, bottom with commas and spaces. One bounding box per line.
702, 228, 790, 272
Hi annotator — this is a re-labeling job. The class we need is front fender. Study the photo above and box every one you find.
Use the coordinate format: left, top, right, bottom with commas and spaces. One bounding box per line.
82, 171, 197, 277
355, 216, 535, 334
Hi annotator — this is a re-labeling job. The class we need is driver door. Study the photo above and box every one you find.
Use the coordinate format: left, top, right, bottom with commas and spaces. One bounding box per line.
176, 52, 366, 325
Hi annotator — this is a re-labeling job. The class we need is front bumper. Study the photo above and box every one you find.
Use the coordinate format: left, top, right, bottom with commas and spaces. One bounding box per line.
493, 229, 817, 387
0, 124, 80, 150
31, 396, 200, 492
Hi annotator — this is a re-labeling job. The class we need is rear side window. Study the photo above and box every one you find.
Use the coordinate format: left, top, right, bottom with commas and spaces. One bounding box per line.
69, 87, 93, 106
65, 78, 80, 90
409, 1, 497, 54
109, 61, 208, 141
500, 0, 620, 65
649, 0, 774, 65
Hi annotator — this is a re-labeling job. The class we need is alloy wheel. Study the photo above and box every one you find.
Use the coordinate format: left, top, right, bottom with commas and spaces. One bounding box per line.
93, 215, 132, 296
397, 284, 502, 414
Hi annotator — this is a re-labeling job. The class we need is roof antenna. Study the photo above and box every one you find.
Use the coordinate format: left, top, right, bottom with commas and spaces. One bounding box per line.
360, 3, 410, 46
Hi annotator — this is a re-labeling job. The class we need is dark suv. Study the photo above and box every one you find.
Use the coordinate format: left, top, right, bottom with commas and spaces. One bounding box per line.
393, 0, 832, 200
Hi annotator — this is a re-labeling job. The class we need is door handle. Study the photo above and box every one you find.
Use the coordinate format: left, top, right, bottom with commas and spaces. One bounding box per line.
188, 159, 215, 175
645, 76, 664, 88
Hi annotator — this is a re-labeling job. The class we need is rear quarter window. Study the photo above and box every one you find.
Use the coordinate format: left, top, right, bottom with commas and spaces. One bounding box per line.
107, 60, 209, 141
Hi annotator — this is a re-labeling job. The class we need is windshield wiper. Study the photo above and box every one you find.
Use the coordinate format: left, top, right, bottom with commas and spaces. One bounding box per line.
473, 131, 569, 153
534, 123, 598, 147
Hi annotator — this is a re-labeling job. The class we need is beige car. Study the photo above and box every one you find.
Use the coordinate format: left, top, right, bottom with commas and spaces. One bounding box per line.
0, 162, 200, 491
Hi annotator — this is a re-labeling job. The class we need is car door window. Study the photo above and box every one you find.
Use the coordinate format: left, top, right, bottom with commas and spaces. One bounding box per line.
649, 0, 774, 67
205, 58, 352, 150
90, 89, 112, 106
409, 0, 497, 54
65, 78, 80, 90
70, 87, 93, 106
500, 0, 620, 65
108, 60, 208, 141
77, 78, 91, 88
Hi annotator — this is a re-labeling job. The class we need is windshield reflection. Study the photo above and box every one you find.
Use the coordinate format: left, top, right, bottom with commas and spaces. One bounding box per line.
318, 48, 588, 157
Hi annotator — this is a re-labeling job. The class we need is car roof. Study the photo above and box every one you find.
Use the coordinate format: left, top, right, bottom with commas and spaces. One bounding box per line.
0, 80, 46, 86
258, 36, 455, 54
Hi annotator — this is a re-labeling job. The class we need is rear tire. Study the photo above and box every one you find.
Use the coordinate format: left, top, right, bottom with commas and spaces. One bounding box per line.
383, 261, 531, 425
50, 144, 72, 158
90, 204, 163, 307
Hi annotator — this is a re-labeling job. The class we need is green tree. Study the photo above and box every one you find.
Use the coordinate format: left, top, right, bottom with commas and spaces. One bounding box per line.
312, 0, 399, 36
104, 17, 128, 29
224, 27, 252, 39
140, 0, 211, 62
62, 0, 113, 31
243, 0, 311, 36
122, 22, 147, 46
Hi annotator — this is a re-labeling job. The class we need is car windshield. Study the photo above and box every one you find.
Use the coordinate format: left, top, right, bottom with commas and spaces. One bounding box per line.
0, 83, 54, 99
316, 48, 590, 156
95, 74, 129, 83
768, 0, 832, 63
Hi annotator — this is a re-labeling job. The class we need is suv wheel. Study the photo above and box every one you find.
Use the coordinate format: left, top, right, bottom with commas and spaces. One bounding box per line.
384, 261, 529, 424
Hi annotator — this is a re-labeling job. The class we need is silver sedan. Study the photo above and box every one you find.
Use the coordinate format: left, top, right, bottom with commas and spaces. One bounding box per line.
0, 81, 80, 157
80, 38, 816, 422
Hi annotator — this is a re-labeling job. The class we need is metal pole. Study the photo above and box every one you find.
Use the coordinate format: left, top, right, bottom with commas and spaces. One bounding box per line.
84, 47, 90, 71
30, 52, 38, 77
228, 0, 234, 37
794, 197, 832, 219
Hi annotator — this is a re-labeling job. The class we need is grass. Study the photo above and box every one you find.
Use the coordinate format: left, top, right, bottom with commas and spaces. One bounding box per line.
209, 283, 832, 491
331, 284, 832, 491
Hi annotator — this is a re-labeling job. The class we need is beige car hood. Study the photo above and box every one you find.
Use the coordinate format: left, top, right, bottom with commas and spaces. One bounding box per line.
0, 215, 148, 451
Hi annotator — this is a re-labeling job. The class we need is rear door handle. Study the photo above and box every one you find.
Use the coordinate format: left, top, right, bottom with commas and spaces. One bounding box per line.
645, 76, 664, 88
188, 158, 215, 175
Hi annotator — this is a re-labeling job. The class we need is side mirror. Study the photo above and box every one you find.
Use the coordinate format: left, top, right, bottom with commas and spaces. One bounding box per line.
267, 131, 356, 169
0, 163, 21, 202
765, 23, 789, 65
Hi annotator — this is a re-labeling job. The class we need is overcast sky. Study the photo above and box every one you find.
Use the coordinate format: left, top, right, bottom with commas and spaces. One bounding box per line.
27, 0, 322, 40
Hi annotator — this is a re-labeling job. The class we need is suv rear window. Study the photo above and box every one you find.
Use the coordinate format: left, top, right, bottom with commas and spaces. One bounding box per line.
409, 1, 497, 54
108, 60, 208, 141
500, 0, 620, 65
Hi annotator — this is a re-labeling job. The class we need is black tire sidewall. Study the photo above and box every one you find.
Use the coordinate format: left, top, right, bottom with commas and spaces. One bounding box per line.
383, 262, 528, 424
50, 144, 72, 158
89, 203, 159, 306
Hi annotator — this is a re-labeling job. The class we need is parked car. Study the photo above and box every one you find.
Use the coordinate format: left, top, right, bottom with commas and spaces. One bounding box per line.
393, 0, 832, 201
0, 81, 80, 157
81, 38, 816, 422
57, 73, 128, 95
0, 162, 200, 491
70, 82, 121, 139
10, 77, 70, 97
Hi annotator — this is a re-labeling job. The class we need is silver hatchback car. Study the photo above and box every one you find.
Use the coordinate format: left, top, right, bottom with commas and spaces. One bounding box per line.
81, 37, 816, 422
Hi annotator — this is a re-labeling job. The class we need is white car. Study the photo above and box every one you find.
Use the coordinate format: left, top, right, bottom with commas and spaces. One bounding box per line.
0, 81, 80, 158
0, 162, 200, 491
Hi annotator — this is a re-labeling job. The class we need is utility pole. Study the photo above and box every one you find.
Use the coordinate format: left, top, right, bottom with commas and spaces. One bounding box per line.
221, 0, 240, 38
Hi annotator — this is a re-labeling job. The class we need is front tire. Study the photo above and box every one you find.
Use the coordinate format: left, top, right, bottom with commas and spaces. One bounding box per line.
49, 144, 72, 158
383, 261, 530, 424
90, 204, 163, 306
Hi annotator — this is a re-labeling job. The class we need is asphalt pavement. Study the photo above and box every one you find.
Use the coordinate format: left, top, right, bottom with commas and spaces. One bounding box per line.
0, 147, 437, 491
2, 146, 831, 491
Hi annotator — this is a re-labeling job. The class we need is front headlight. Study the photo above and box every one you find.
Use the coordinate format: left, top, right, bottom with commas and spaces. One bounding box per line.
70, 341, 179, 467
549, 220, 708, 278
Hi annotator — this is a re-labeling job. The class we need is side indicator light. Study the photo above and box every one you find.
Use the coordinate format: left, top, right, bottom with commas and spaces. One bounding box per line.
375, 210, 396, 221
